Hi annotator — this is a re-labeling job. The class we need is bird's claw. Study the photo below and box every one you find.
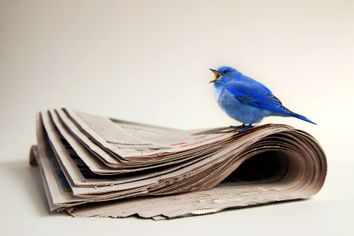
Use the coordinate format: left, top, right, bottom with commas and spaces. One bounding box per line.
229, 124, 254, 134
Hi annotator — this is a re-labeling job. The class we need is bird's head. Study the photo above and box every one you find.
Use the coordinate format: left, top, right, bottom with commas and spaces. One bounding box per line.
209, 66, 240, 84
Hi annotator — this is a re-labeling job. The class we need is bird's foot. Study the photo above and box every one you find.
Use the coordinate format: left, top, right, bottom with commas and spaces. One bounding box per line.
229, 124, 254, 134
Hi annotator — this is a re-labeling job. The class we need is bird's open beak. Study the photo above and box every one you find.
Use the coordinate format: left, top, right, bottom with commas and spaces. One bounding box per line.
209, 68, 221, 83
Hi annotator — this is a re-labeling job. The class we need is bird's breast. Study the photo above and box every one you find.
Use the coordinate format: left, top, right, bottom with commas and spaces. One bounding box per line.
213, 84, 225, 103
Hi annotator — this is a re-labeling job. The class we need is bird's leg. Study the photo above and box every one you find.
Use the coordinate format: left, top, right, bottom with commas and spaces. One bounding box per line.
228, 124, 254, 134
228, 124, 246, 133
238, 124, 254, 134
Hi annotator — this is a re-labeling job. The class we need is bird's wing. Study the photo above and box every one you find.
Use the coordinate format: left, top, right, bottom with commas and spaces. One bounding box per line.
225, 80, 285, 113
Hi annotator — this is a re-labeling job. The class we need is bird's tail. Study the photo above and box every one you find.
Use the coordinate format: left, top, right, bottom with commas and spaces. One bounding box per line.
282, 107, 317, 125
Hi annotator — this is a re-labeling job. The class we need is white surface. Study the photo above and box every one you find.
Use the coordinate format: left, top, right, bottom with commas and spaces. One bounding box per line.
1, 0, 353, 235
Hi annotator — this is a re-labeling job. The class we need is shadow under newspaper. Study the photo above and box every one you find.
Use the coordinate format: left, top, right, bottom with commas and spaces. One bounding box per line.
29, 108, 327, 220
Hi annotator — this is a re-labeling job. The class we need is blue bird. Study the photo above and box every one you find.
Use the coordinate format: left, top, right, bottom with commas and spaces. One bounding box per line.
209, 66, 316, 132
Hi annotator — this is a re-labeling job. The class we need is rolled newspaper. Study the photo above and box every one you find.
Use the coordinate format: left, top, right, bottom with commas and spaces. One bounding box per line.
29, 108, 327, 219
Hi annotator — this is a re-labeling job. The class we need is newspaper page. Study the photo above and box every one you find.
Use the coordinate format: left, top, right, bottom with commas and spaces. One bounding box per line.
65, 108, 236, 159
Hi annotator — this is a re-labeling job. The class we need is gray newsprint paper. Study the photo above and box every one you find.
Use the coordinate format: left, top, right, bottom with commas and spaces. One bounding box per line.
29, 108, 327, 219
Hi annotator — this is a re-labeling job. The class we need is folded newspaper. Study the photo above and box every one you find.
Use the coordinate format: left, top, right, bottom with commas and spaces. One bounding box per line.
29, 108, 327, 220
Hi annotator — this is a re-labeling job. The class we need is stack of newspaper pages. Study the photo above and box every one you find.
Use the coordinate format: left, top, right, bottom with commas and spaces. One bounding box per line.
29, 108, 327, 220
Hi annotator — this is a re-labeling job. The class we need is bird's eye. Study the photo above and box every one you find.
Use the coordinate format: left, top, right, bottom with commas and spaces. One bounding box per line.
223, 70, 228, 74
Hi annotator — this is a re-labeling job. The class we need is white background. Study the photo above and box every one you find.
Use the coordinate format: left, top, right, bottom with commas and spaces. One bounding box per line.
1, 0, 353, 235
